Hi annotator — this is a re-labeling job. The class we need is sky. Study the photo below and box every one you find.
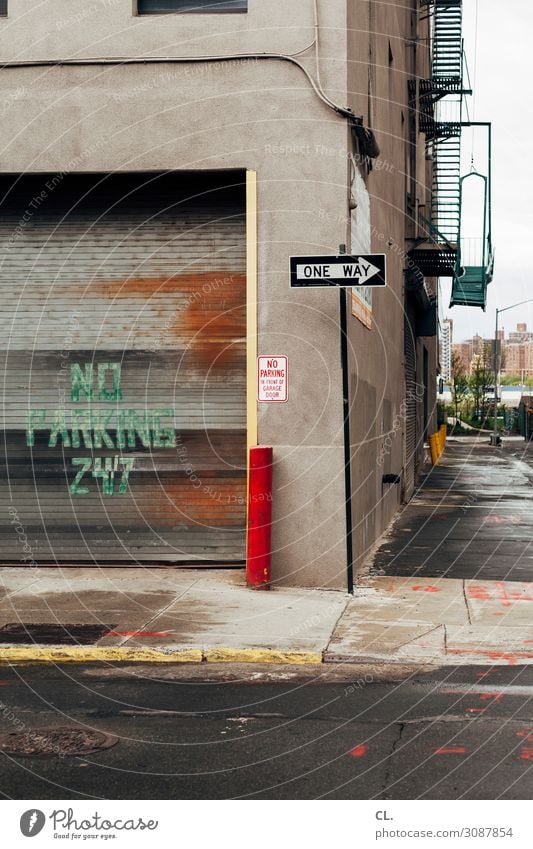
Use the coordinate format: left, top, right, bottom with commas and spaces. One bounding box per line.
442, 0, 532, 343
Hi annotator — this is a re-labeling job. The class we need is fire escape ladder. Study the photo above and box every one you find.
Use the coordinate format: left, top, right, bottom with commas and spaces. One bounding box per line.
409, 0, 465, 280
450, 162, 494, 310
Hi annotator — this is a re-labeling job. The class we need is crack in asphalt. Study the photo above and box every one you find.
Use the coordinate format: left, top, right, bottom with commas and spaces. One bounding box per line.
379, 721, 406, 799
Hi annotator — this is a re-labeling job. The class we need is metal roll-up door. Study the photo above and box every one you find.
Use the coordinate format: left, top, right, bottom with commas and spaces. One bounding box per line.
403, 307, 417, 501
0, 172, 247, 564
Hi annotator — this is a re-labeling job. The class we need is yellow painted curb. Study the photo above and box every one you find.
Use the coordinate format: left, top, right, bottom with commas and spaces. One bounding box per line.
204, 648, 323, 665
0, 645, 324, 665
0, 646, 203, 664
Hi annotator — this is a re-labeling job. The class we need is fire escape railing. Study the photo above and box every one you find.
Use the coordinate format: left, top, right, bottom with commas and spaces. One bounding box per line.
409, 0, 494, 310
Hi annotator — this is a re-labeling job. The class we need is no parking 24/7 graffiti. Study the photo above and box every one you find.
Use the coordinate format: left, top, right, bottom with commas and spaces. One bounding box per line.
26, 363, 177, 496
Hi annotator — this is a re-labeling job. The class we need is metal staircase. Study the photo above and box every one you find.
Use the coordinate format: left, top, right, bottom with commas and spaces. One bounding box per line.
409, 0, 466, 279
410, 1, 493, 310
429, 0, 464, 247
432, 130, 461, 245
432, 0, 462, 80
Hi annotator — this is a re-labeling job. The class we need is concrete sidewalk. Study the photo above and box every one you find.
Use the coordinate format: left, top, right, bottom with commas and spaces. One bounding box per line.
327, 575, 533, 665
0, 566, 533, 666
1, 440, 532, 667
0, 567, 346, 664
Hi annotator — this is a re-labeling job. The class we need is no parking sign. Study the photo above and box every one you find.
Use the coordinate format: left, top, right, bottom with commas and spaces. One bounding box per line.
257, 356, 288, 403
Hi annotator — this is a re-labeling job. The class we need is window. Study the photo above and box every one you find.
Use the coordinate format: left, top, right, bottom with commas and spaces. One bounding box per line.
0, 1, 7, 17
137, 0, 247, 13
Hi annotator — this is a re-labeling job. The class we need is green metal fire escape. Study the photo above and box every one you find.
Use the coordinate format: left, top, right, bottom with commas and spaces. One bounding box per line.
409, 0, 494, 310
450, 139, 494, 308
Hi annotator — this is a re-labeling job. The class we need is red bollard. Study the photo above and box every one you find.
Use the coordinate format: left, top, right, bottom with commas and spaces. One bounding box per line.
246, 446, 273, 589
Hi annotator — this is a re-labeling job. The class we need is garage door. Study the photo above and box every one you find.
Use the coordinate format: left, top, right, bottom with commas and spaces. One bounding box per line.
0, 172, 247, 563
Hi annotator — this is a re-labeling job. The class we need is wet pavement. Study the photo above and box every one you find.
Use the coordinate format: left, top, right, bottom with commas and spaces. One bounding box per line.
372, 439, 533, 582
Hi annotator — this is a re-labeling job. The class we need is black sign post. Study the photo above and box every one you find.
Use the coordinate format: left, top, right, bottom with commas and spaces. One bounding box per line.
289, 251, 386, 594
290, 254, 386, 288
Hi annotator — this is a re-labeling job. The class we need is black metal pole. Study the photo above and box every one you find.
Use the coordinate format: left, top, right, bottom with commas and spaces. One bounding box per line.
339, 287, 354, 594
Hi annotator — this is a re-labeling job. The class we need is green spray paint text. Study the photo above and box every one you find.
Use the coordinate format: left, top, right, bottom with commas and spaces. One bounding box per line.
26, 362, 177, 495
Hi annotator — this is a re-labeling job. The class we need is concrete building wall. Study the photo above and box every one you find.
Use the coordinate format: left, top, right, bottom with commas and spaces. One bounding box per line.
0, 0, 436, 588
345, 0, 435, 576
0, 0, 358, 589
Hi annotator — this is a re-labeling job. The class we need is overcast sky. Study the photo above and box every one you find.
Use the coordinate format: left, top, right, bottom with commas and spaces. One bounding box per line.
441, 0, 531, 343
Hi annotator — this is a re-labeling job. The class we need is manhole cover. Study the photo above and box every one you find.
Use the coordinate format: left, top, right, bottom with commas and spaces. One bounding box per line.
0, 727, 119, 758
0, 623, 116, 645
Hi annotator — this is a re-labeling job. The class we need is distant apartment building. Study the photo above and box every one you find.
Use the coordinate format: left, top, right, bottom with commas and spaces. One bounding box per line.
453, 342, 473, 373
502, 324, 533, 378
452, 334, 491, 375
508, 323, 533, 344
455, 324, 533, 380
526, 343, 533, 375
504, 344, 525, 374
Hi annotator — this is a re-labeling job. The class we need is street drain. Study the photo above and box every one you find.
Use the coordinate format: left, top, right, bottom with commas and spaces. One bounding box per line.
0, 623, 116, 645
0, 727, 119, 758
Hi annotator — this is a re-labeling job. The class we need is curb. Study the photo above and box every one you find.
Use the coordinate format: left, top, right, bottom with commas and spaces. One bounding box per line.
0, 646, 323, 665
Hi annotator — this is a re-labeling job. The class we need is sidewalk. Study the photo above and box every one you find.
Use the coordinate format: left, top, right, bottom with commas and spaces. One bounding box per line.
0, 439, 532, 667
0, 567, 345, 664
329, 437, 533, 665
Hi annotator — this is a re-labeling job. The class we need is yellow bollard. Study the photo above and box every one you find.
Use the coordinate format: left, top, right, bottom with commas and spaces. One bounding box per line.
429, 432, 440, 465
439, 424, 447, 456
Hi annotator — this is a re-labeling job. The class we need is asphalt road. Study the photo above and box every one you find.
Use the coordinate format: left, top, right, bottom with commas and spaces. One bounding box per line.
0, 662, 532, 800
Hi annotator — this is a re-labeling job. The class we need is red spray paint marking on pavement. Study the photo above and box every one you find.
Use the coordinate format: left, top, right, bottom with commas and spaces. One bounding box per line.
518, 747, 533, 761
432, 746, 467, 755
412, 585, 441, 593
516, 730, 533, 741
467, 583, 533, 603
479, 692, 505, 703
349, 744, 368, 758
447, 648, 533, 665
104, 630, 176, 638
495, 582, 511, 607
467, 585, 491, 600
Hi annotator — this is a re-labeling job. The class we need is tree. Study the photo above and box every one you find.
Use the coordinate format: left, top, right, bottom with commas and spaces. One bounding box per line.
450, 350, 469, 424
469, 345, 494, 422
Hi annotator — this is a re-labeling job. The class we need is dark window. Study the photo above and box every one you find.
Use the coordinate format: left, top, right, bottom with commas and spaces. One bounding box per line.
137, 0, 246, 13
0, 1, 7, 17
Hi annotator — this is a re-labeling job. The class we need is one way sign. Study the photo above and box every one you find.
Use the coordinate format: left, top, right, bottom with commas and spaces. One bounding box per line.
290, 254, 386, 288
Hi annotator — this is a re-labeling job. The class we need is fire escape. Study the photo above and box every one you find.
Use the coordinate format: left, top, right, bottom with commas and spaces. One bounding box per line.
409, 0, 494, 310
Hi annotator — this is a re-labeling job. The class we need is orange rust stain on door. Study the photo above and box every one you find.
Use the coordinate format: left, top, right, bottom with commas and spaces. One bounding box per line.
177, 273, 246, 372
94, 273, 247, 372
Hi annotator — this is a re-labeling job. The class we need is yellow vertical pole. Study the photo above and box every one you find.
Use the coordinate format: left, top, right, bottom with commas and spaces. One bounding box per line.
246, 170, 259, 566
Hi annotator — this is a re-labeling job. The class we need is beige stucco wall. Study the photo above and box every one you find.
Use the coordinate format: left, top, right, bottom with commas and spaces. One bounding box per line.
0, 0, 364, 588
344, 0, 436, 576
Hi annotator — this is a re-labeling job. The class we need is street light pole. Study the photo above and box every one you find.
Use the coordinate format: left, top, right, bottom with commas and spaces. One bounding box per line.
491, 299, 533, 447
492, 308, 499, 446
